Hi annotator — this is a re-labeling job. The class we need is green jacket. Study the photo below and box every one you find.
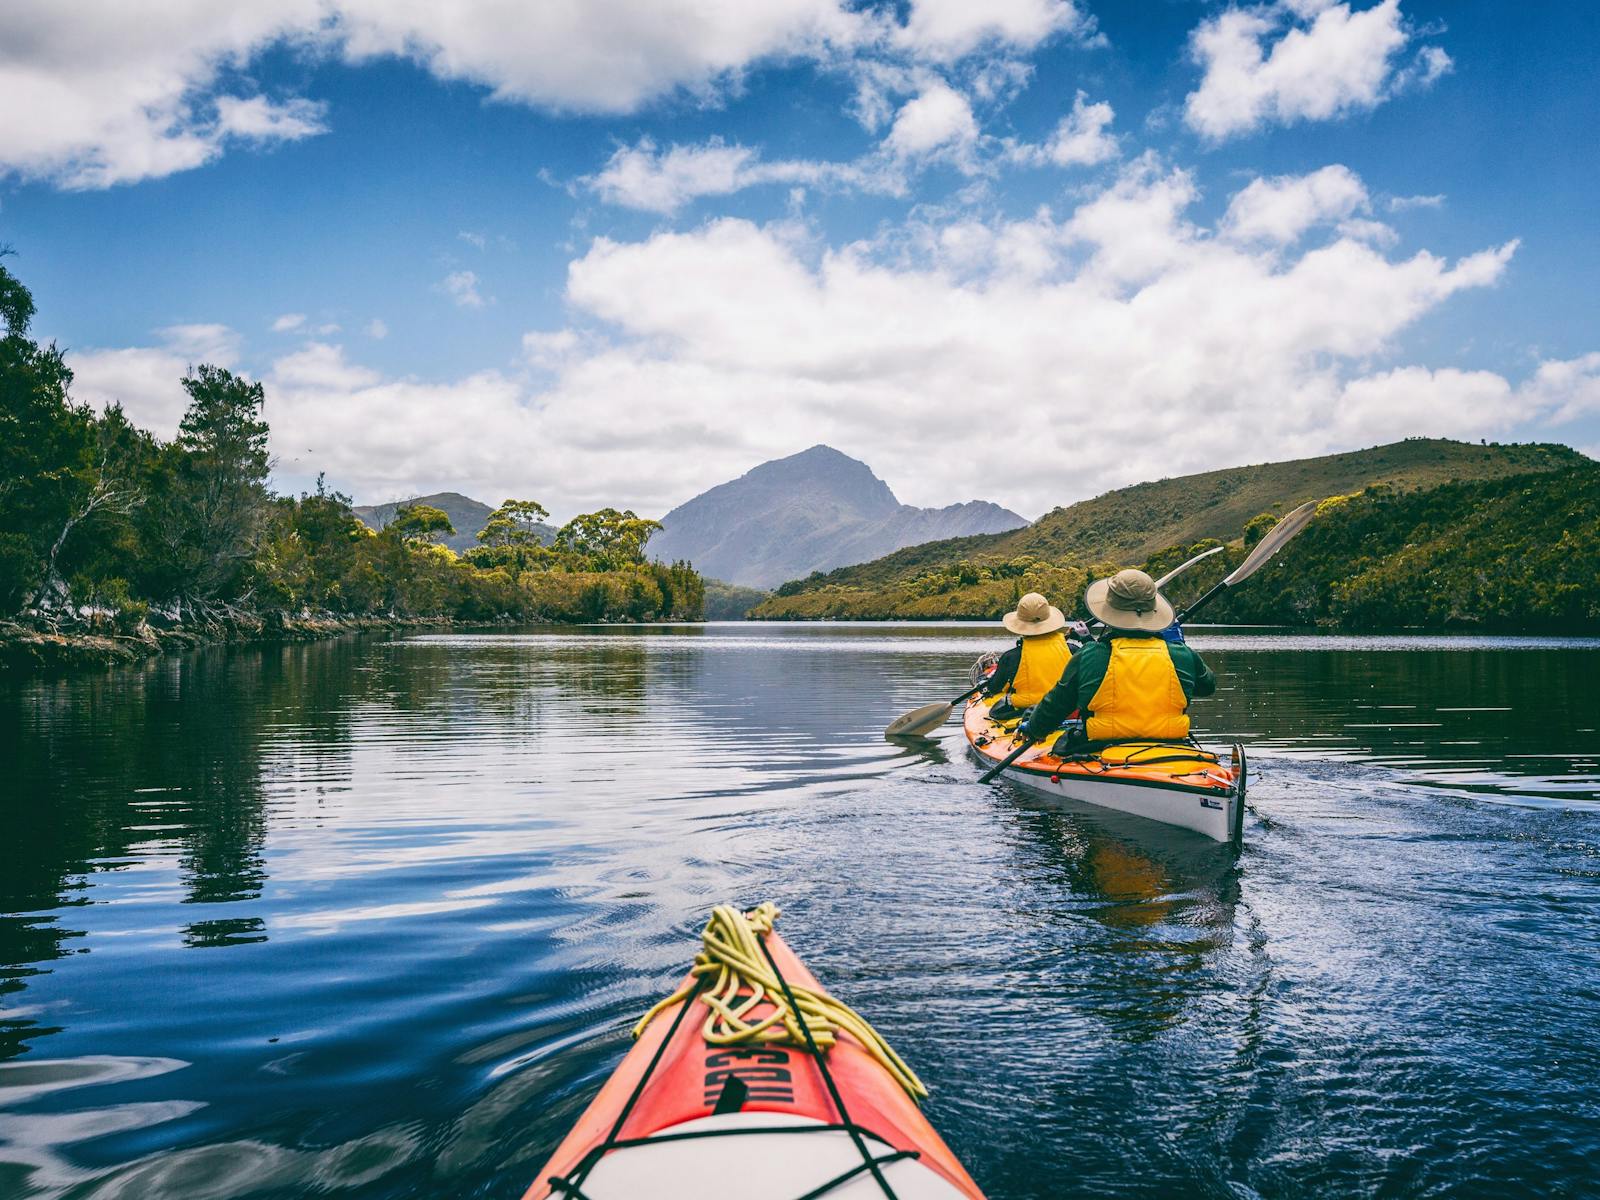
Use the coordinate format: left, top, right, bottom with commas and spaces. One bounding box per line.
1021, 632, 1216, 740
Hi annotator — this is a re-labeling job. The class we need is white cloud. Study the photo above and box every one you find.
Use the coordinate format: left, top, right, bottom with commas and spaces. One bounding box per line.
885, 82, 979, 164
585, 136, 893, 213
1185, 0, 1450, 141
272, 313, 308, 333
1040, 91, 1117, 166
158, 322, 242, 362
589, 139, 761, 212
587, 79, 997, 213
1221, 164, 1369, 244
71, 164, 1589, 523
0, 0, 1114, 191
0, 3, 327, 187
1517, 353, 1600, 424
213, 95, 327, 142
892, 0, 1097, 61
440, 270, 487, 309
1389, 192, 1445, 212
67, 323, 243, 438
458, 231, 487, 250
364, 318, 389, 340
0, 0, 868, 188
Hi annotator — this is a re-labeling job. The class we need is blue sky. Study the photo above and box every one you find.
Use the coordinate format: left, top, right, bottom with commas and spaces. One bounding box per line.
3, 0, 1596, 519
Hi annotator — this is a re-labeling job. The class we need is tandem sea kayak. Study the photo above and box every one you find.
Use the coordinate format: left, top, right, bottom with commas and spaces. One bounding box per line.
964, 692, 1246, 844
525, 904, 986, 1200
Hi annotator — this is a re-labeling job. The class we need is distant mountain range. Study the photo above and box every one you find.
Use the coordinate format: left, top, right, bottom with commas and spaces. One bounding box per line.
352, 492, 554, 554
648, 445, 1028, 588
754, 438, 1593, 621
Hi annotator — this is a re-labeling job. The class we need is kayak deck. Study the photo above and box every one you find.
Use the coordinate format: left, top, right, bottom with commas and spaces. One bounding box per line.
964, 694, 1245, 843
525, 914, 986, 1200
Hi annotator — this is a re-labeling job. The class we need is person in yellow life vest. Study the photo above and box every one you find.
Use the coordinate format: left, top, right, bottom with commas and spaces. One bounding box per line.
982, 592, 1073, 719
1020, 569, 1215, 745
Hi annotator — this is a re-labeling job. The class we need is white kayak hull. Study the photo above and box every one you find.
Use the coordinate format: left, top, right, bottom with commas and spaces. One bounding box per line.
981, 749, 1243, 842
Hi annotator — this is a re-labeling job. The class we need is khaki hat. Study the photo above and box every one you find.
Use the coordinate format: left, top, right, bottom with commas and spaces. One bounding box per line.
1002, 592, 1067, 636
1084, 569, 1175, 632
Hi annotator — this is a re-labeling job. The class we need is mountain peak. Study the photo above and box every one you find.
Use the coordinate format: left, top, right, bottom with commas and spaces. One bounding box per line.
650, 447, 1025, 587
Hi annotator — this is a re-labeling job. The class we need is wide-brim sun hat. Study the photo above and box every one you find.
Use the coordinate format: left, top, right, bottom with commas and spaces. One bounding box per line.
1084, 569, 1175, 632
1002, 591, 1067, 636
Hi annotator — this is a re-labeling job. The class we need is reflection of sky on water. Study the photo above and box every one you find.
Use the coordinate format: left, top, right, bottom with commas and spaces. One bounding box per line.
2, 626, 1598, 1198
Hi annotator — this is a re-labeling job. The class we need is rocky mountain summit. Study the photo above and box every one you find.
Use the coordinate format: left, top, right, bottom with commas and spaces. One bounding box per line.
649, 445, 1026, 588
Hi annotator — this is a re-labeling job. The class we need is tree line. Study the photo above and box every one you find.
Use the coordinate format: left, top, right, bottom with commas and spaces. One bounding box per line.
0, 255, 702, 630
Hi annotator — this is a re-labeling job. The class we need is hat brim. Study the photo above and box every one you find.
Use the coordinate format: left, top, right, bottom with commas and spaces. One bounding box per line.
1002, 605, 1067, 636
1084, 578, 1175, 632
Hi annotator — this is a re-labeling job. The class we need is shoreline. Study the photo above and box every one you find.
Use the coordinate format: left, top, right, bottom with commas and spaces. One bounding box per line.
0, 613, 462, 678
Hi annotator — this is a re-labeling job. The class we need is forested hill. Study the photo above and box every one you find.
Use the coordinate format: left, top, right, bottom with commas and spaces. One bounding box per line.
752, 440, 1597, 629
0, 258, 702, 638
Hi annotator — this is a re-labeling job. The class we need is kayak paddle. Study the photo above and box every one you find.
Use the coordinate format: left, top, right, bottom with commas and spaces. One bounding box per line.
885, 681, 986, 738
979, 502, 1319, 785
1176, 500, 1318, 623
1154, 543, 1226, 589
891, 540, 1234, 739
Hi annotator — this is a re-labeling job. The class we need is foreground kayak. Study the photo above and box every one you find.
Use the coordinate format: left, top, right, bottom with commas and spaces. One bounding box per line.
525, 904, 986, 1200
964, 694, 1246, 844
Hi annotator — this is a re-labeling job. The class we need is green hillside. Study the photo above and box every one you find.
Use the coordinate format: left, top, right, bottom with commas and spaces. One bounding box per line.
1202, 466, 1600, 630
753, 439, 1592, 625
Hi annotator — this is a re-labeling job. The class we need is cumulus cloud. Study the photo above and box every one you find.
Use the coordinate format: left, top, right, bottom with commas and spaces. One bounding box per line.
213, 95, 327, 143
71, 162, 1591, 520
68, 323, 244, 438
272, 313, 308, 333
0, 1, 869, 187
440, 270, 487, 309
891, 0, 1098, 61
1008, 90, 1118, 168
885, 82, 980, 164
1221, 164, 1369, 244
586, 77, 1003, 212
0, 0, 1110, 189
1185, 0, 1451, 141
585, 138, 882, 214
1389, 192, 1445, 211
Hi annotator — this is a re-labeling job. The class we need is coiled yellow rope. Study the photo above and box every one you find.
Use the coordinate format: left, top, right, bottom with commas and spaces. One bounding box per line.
632, 903, 928, 1101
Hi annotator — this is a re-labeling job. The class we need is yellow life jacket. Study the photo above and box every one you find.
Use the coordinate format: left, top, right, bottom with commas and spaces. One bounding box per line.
1084, 636, 1190, 741
1007, 631, 1072, 708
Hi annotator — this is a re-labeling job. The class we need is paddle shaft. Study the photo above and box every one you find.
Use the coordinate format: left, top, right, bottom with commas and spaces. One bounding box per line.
1176, 578, 1230, 624
978, 736, 1036, 784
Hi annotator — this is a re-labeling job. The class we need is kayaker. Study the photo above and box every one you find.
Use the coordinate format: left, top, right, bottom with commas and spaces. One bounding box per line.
983, 591, 1073, 719
1020, 569, 1215, 745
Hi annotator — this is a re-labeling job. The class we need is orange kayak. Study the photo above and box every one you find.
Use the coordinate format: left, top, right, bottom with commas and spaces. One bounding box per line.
525, 906, 986, 1199
965, 693, 1246, 844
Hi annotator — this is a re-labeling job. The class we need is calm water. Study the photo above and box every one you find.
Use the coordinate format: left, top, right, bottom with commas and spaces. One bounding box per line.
3, 623, 1599, 1199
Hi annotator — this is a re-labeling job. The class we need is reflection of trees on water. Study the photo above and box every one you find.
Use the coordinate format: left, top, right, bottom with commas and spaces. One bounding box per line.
0, 638, 392, 1055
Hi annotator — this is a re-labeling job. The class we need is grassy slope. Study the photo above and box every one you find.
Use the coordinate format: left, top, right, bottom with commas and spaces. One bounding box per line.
753, 439, 1590, 622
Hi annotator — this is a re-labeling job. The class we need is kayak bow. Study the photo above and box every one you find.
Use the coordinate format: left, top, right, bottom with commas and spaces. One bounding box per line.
525, 904, 986, 1200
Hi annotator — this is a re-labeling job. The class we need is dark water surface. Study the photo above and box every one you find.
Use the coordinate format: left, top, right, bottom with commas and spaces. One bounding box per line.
3, 624, 1599, 1199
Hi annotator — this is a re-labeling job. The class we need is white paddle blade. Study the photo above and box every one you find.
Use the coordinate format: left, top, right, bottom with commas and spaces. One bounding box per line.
1154, 543, 1227, 589
1225, 500, 1318, 585
885, 701, 954, 739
